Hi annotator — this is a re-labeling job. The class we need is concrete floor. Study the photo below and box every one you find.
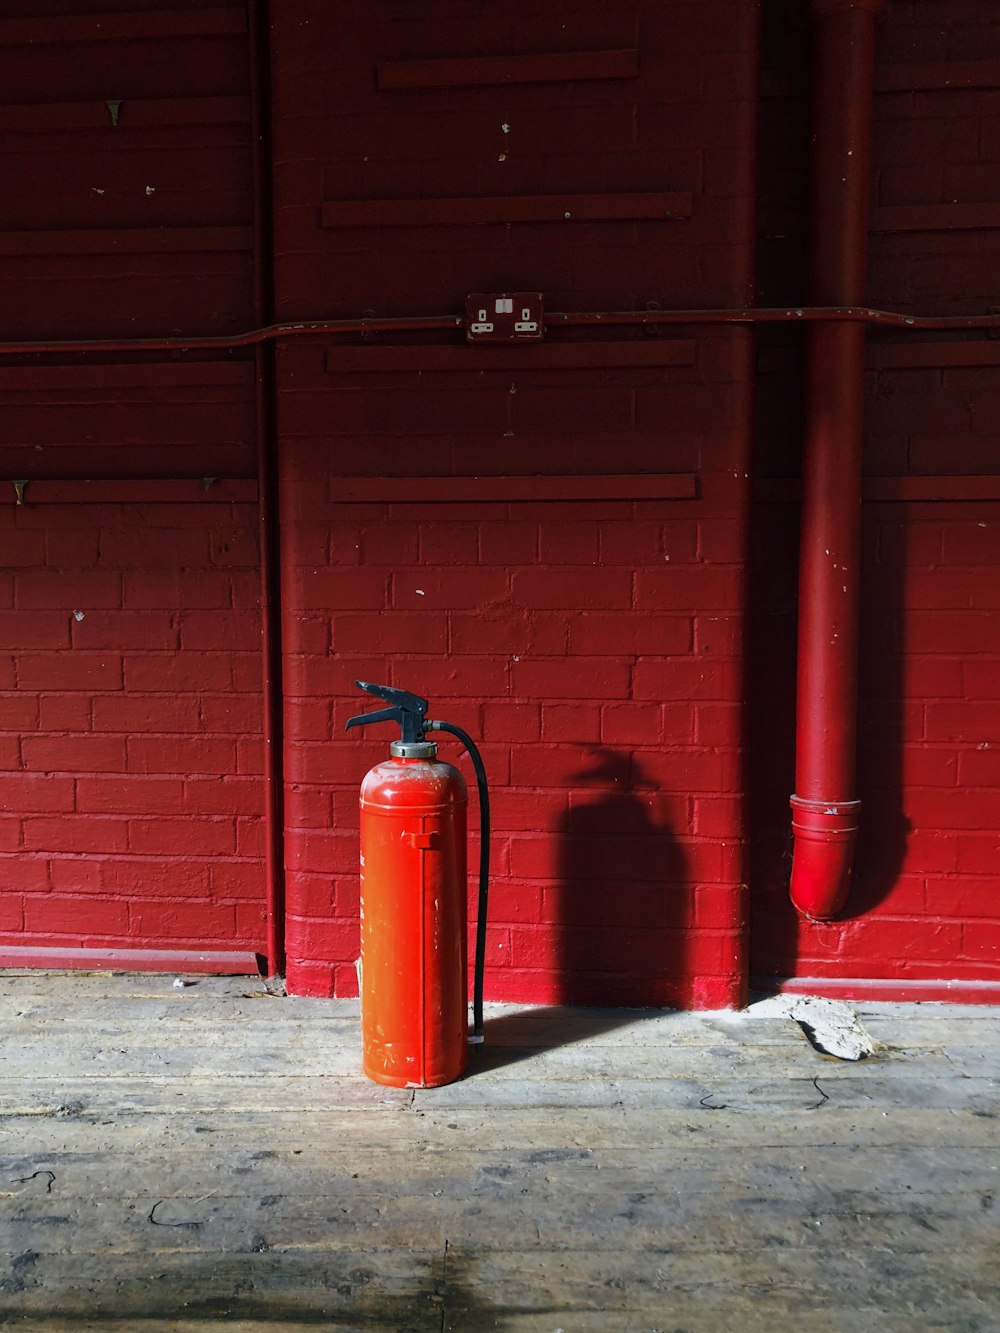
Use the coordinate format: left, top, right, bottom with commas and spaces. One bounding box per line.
0, 973, 997, 1331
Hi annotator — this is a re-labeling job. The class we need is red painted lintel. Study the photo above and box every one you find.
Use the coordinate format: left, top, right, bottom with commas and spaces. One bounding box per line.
0, 946, 263, 975
867, 341, 1000, 369
765, 59, 1000, 97
0, 362, 253, 391
5, 479, 258, 505
756, 475, 1000, 503
333, 474, 698, 503
864, 476, 1000, 501
761, 340, 1000, 373
320, 192, 693, 230
0, 96, 251, 133
874, 203, 1000, 234
377, 49, 638, 90
875, 60, 1000, 92
0, 8, 246, 47
758, 976, 1000, 1006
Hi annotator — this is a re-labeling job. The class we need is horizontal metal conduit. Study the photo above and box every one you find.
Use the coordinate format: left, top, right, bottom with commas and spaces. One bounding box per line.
0, 305, 997, 358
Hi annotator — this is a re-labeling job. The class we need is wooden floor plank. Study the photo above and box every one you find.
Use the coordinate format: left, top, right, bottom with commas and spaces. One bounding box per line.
0, 1005, 804, 1049
3, 1071, 994, 1115
0, 1104, 997, 1153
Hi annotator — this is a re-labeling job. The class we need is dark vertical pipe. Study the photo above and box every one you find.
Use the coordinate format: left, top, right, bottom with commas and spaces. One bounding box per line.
790, 0, 885, 920
729, 0, 762, 1007
248, 0, 285, 973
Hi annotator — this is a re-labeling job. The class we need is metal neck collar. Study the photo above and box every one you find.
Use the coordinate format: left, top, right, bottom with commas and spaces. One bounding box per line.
390, 741, 438, 759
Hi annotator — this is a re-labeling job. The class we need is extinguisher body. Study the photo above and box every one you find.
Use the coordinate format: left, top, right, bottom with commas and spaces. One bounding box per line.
358, 752, 468, 1088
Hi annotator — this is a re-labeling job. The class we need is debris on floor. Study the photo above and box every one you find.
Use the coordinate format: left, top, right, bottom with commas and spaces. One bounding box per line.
750, 994, 877, 1060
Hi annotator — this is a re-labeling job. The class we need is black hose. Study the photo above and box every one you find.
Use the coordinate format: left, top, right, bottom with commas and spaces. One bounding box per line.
427, 720, 489, 1042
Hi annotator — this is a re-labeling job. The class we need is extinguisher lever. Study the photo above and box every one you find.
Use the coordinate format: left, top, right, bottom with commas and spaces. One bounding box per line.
345, 704, 399, 731
345, 680, 429, 744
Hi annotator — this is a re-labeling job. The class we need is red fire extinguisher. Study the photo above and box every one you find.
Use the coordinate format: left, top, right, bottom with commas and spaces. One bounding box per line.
345, 681, 490, 1088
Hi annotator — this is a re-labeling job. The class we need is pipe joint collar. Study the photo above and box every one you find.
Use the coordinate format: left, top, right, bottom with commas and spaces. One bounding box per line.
789, 796, 861, 921
789, 795, 861, 834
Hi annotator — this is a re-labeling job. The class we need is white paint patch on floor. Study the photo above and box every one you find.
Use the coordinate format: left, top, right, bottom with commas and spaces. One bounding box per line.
750, 993, 877, 1060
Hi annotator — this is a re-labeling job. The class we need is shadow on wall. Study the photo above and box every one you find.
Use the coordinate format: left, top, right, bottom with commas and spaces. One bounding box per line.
476, 745, 689, 1066
850, 506, 911, 920
553, 747, 689, 1007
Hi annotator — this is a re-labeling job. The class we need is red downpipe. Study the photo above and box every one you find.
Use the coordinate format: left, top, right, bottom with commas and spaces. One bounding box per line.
790, 0, 885, 920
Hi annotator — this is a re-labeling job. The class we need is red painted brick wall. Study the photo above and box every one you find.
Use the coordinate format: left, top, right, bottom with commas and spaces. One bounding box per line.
0, 2, 253, 341
0, 480, 266, 954
751, 0, 1000, 989
3, 0, 996, 1000
270, 0, 757, 320
273, 0, 759, 1005
278, 346, 753, 1005
0, 4, 264, 961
